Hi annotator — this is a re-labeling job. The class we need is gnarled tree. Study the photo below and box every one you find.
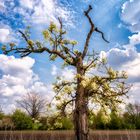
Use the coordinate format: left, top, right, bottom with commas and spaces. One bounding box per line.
2, 5, 130, 140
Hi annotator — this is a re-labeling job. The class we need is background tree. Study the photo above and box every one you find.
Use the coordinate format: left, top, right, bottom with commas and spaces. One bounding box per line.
17, 92, 46, 118
108, 111, 122, 129
12, 109, 33, 130
0, 105, 3, 113
94, 109, 108, 129
0, 106, 4, 120
2, 5, 130, 140
123, 103, 140, 129
1, 116, 14, 130
47, 115, 74, 130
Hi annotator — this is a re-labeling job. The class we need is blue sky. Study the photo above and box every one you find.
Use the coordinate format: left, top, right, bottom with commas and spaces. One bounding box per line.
0, 0, 140, 113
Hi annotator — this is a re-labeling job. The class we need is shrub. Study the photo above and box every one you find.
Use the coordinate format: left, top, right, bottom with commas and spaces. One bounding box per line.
12, 109, 33, 130
61, 117, 74, 130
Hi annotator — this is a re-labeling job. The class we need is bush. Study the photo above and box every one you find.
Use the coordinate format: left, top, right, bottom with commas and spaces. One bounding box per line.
12, 109, 33, 130
94, 110, 108, 129
61, 117, 74, 130
32, 119, 42, 130
0, 112, 4, 120
47, 115, 73, 130
108, 112, 122, 129
39, 117, 49, 130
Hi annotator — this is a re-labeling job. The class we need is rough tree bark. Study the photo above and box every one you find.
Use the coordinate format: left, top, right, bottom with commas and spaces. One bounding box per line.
74, 53, 89, 140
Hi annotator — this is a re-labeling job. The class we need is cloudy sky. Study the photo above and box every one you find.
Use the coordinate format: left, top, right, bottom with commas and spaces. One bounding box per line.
0, 0, 140, 113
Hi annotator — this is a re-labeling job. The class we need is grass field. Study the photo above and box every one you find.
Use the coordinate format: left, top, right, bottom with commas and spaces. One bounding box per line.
0, 130, 140, 140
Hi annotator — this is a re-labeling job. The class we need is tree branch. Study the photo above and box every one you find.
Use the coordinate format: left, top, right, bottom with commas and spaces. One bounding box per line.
60, 99, 75, 117
5, 31, 75, 65
95, 27, 109, 43
82, 5, 109, 59
82, 5, 94, 59
84, 56, 98, 71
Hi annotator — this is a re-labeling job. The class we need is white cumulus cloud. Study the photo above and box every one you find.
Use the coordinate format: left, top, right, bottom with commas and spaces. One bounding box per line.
0, 28, 10, 43
121, 0, 140, 32
0, 24, 17, 43
19, 0, 34, 9
18, 0, 74, 26
51, 65, 58, 76
0, 0, 5, 12
0, 55, 53, 113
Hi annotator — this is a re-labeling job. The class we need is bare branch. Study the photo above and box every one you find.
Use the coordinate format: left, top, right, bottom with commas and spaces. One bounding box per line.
82, 5, 109, 59
95, 27, 109, 43
18, 30, 29, 42
17, 92, 46, 118
82, 5, 94, 59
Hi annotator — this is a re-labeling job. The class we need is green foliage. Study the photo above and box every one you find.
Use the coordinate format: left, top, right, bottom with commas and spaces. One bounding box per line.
108, 111, 122, 129
50, 54, 58, 61
43, 30, 51, 40
24, 26, 31, 38
121, 103, 140, 129
1, 45, 6, 51
88, 104, 140, 130
27, 40, 34, 46
46, 115, 62, 130
38, 117, 48, 130
12, 109, 33, 130
94, 110, 108, 129
0, 103, 140, 130
0, 112, 4, 120
71, 40, 78, 46
46, 115, 73, 130
49, 22, 58, 33
32, 119, 42, 130
122, 112, 136, 129
61, 117, 74, 130
88, 111, 96, 129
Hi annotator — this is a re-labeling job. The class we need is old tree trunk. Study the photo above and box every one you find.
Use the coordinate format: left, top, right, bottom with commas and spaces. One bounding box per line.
74, 54, 89, 140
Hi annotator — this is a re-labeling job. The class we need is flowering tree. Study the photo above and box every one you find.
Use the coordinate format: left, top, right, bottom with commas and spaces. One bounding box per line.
2, 5, 130, 140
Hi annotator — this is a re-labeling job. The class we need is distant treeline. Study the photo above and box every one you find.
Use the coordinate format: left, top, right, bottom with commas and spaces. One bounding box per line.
0, 103, 140, 130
